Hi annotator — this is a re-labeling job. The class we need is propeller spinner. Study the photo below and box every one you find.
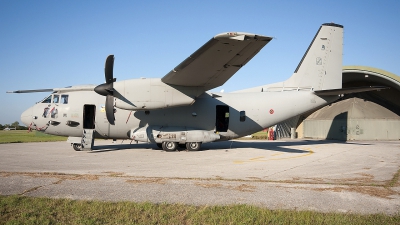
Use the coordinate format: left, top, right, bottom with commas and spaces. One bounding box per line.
94, 55, 116, 125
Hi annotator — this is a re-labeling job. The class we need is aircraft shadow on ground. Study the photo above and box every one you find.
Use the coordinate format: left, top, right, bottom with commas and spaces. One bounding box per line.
89, 139, 370, 153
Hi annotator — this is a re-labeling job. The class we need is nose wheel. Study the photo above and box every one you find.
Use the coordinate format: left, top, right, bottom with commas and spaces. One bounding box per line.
72, 143, 82, 151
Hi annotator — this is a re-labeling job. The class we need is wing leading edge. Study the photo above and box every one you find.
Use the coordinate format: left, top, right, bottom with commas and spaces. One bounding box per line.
7, 85, 95, 94
161, 32, 272, 91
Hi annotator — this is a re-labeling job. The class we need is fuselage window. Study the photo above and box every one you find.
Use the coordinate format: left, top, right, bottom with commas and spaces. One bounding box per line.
41, 95, 52, 103
240, 111, 246, 122
53, 95, 59, 103
61, 95, 69, 104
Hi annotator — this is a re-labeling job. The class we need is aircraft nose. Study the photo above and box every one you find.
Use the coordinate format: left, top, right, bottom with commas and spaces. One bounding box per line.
21, 107, 33, 127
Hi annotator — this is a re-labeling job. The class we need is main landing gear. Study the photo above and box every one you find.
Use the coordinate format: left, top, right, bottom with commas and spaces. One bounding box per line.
159, 141, 201, 151
186, 142, 201, 151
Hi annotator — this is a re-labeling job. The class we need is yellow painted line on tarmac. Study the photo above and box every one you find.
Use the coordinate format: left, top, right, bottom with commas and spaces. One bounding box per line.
270, 149, 314, 160
234, 148, 314, 164
249, 156, 265, 161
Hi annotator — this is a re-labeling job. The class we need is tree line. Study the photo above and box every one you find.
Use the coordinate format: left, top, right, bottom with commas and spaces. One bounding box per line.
0, 121, 28, 130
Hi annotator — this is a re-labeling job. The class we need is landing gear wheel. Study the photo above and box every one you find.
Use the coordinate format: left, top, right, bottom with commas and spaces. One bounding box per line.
156, 143, 162, 149
72, 143, 82, 151
162, 141, 177, 151
186, 142, 201, 151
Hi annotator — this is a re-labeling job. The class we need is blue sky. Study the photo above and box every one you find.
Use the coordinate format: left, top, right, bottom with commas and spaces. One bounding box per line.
1, 0, 399, 125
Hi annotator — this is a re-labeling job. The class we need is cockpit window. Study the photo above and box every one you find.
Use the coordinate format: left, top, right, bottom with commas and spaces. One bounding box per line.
53, 95, 59, 103
61, 95, 69, 104
41, 95, 52, 103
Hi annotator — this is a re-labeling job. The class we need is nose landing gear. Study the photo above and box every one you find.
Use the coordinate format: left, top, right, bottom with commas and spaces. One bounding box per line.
72, 143, 82, 151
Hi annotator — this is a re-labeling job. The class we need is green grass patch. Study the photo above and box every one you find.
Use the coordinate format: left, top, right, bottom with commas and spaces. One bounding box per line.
0, 130, 67, 144
386, 168, 400, 187
0, 195, 398, 224
251, 131, 269, 139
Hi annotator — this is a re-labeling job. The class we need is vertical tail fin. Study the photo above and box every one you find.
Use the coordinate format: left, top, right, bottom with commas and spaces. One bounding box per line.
284, 23, 343, 91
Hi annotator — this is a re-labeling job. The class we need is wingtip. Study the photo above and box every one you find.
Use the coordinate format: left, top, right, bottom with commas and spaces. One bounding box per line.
214, 32, 272, 41
322, 23, 343, 28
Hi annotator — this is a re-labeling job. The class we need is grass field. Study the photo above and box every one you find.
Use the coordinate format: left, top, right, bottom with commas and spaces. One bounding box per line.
0, 130, 67, 144
0, 195, 399, 225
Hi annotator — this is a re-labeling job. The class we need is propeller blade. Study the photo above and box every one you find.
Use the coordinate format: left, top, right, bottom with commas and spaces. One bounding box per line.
95, 55, 117, 126
105, 95, 115, 125
105, 55, 115, 84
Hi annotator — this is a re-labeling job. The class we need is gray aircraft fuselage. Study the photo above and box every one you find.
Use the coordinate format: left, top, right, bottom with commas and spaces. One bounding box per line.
21, 80, 337, 140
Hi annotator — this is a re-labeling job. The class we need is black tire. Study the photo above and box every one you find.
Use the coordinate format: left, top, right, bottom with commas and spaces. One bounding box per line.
162, 141, 177, 151
186, 142, 201, 151
72, 143, 82, 151
156, 143, 162, 149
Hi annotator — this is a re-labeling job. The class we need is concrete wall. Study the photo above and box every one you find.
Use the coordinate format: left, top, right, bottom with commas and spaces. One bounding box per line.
304, 119, 400, 140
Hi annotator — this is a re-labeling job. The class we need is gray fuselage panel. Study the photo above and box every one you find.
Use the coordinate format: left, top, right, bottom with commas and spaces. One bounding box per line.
22, 89, 338, 141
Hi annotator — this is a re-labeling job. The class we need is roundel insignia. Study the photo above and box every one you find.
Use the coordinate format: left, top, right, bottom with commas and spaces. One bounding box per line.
269, 109, 274, 114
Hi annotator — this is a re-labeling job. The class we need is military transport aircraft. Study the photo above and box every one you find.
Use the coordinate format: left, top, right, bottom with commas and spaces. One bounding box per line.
7, 23, 383, 151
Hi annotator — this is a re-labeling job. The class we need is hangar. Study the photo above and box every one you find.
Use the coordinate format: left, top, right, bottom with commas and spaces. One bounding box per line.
277, 66, 400, 140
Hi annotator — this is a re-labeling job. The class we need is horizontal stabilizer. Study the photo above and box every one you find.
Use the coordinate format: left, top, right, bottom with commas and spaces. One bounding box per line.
314, 86, 388, 96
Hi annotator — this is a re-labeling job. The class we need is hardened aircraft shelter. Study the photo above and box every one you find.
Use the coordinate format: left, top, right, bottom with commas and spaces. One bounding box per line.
277, 66, 400, 140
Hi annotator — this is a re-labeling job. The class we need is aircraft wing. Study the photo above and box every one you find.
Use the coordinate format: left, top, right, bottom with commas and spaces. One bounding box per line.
161, 32, 272, 91
6, 89, 54, 93
7, 85, 95, 94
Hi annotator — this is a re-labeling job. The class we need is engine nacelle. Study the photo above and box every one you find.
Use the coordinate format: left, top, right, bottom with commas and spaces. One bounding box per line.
113, 78, 201, 110
131, 126, 220, 144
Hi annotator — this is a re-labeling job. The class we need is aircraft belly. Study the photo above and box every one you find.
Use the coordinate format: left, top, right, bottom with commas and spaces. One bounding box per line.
121, 95, 219, 142
131, 126, 220, 144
